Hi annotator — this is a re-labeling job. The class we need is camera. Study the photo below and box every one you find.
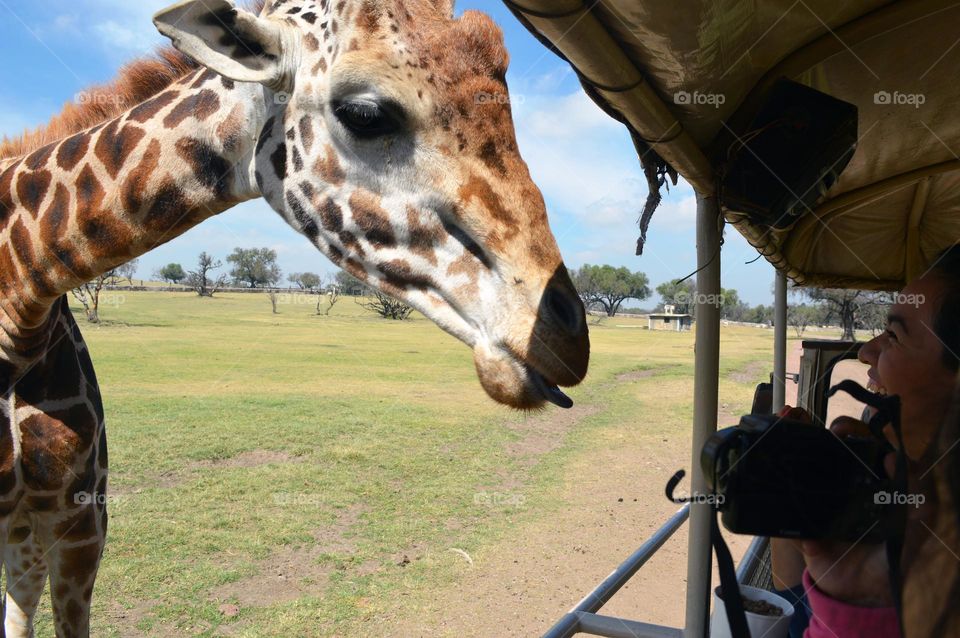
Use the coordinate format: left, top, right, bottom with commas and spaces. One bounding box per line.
701, 414, 898, 542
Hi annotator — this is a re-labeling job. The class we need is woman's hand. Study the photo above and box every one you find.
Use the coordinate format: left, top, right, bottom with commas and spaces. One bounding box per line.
799, 416, 936, 608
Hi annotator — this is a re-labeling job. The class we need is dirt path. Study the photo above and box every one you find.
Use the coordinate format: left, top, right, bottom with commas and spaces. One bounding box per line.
382, 370, 751, 637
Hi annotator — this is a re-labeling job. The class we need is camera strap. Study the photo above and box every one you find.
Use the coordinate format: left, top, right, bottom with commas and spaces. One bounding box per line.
666, 470, 751, 638
828, 380, 908, 632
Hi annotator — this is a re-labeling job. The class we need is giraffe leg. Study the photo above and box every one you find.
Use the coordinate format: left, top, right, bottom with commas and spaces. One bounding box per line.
4, 523, 48, 638
37, 502, 105, 638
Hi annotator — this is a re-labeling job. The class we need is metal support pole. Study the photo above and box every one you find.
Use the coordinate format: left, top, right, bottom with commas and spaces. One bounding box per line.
773, 270, 788, 411
684, 194, 722, 638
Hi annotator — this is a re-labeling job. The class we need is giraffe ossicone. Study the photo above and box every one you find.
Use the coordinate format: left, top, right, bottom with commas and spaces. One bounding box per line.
0, 0, 588, 634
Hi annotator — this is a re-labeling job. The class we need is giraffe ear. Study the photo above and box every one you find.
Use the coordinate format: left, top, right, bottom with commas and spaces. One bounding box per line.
153, 0, 290, 88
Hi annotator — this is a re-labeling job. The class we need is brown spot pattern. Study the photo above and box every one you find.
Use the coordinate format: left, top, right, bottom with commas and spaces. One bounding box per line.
350, 191, 395, 248
56, 134, 90, 172
93, 120, 145, 179
19, 411, 84, 491
16, 169, 52, 217
0, 160, 20, 225
75, 165, 105, 212
378, 259, 433, 291
162, 89, 221, 129
318, 196, 343, 232
313, 144, 344, 185
121, 140, 160, 215
406, 207, 442, 266
40, 183, 71, 249
216, 104, 246, 153
127, 90, 179, 124
298, 116, 314, 154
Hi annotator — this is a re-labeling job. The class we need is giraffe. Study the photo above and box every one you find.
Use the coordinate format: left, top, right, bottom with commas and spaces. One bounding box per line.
0, 0, 590, 634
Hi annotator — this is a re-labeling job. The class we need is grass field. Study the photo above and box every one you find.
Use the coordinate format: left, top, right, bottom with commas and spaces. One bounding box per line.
22, 291, 806, 636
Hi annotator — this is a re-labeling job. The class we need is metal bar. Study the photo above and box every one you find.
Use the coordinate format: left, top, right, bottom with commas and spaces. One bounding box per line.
773, 271, 788, 411
576, 613, 684, 638
736, 536, 770, 584
542, 506, 691, 638
544, 614, 582, 638
684, 194, 722, 638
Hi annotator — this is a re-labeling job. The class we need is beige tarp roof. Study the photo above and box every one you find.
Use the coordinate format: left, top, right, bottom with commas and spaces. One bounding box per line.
506, 0, 960, 290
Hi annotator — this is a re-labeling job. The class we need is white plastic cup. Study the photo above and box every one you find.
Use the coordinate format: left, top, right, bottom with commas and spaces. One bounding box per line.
710, 584, 795, 638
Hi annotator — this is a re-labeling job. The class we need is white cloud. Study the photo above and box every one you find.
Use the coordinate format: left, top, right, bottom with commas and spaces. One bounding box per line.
57, 1, 171, 57
93, 21, 148, 52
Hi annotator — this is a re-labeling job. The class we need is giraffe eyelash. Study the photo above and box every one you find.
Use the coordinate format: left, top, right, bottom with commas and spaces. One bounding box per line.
332, 98, 404, 138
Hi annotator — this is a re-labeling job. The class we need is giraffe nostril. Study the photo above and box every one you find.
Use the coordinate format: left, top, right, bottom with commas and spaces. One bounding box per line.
545, 286, 583, 336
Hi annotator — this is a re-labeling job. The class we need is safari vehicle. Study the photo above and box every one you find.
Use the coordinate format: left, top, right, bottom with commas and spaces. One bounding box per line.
501, 1, 960, 636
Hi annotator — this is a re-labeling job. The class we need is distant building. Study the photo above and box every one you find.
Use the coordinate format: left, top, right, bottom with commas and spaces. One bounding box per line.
647, 305, 694, 332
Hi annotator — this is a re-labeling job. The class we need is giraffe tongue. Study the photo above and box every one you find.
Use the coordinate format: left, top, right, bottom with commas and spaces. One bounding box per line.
545, 385, 574, 409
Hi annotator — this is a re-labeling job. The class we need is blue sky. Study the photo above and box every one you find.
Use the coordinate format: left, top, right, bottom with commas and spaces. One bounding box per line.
0, 0, 776, 306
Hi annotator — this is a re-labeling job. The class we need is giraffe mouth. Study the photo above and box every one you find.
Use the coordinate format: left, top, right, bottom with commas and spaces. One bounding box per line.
528, 366, 573, 409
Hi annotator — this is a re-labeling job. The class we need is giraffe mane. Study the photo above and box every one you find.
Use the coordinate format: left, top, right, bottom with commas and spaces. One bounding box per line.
0, 0, 267, 161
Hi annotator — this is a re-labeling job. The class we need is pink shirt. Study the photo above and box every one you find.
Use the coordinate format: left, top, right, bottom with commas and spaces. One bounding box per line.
803, 571, 901, 638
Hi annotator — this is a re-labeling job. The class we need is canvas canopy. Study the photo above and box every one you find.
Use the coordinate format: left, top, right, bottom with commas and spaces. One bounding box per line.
505, 0, 960, 291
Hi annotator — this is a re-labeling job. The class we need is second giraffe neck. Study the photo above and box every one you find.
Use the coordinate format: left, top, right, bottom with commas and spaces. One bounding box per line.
0, 70, 272, 368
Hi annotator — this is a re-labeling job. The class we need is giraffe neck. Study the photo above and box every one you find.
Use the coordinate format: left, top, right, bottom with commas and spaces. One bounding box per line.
0, 70, 272, 366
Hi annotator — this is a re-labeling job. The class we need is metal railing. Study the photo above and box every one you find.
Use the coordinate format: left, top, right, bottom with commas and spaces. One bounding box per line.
542, 506, 690, 638
541, 507, 772, 638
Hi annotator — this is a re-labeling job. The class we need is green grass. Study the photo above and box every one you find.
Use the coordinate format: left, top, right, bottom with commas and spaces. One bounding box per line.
21, 292, 792, 636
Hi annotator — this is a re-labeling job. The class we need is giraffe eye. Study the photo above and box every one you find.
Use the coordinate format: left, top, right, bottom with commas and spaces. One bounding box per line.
333, 99, 402, 138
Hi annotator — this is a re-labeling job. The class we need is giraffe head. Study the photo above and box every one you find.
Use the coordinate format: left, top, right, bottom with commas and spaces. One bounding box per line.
154, 0, 589, 409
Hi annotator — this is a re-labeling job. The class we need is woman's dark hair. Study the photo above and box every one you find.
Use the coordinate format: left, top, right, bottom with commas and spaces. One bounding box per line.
928, 384, 960, 636
929, 244, 960, 372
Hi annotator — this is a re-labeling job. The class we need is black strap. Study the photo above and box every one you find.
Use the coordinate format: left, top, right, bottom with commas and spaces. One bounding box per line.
666, 471, 751, 637
713, 512, 752, 638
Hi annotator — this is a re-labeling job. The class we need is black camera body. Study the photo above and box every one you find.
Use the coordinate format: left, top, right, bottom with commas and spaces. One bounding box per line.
702, 414, 898, 542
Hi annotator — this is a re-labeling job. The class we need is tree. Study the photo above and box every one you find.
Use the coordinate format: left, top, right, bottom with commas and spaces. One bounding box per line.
358, 291, 415, 320
720, 288, 751, 321
157, 263, 186, 285
267, 289, 279, 314
115, 259, 139, 285
803, 288, 886, 341
319, 281, 341, 315
858, 301, 890, 337
571, 264, 651, 317
336, 270, 368, 296
787, 304, 818, 337
288, 272, 321, 290
656, 279, 697, 315
71, 269, 122, 323
186, 252, 228, 297
227, 247, 281, 288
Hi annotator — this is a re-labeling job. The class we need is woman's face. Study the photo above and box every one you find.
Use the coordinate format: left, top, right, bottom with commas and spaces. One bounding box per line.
859, 276, 958, 458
